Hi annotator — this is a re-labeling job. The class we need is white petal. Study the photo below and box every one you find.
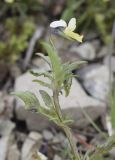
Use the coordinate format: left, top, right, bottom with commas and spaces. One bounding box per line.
68, 18, 76, 31
50, 20, 67, 28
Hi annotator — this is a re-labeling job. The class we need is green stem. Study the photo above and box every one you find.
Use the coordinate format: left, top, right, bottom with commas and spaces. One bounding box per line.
50, 33, 81, 160
63, 126, 81, 160
53, 86, 81, 160
53, 88, 63, 121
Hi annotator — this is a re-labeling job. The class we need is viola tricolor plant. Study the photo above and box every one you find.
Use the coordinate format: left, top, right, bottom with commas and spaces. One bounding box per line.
12, 18, 115, 160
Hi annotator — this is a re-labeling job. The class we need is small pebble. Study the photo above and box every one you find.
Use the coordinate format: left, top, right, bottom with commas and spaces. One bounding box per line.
43, 130, 53, 141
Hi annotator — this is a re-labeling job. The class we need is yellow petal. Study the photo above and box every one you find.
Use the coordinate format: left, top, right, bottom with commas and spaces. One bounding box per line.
5, 0, 14, 3
64, 28, 83, 43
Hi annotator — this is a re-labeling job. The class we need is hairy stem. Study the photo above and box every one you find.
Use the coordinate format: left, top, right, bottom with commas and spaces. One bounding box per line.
53, 86, 81, 160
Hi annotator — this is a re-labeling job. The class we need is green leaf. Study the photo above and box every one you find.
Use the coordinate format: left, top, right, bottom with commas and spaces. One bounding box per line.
36, 53, 51, 66
96, 137, 115, 155
39, 107, 57, 121
111, 84, 115, 130
39, 90, 52, 108
11, 91, 40, 110
63, 116, 73, 125
33, 79, 52, 89
41, 42, 64, 87
30, 70, 53, 80
88, 137, 115, 159
63, 77, 72, 96
64, 61, 86, 72
89, 154, 104, 160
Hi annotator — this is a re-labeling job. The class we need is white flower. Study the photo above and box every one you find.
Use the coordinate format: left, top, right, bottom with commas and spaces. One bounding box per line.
50, 18, 83, 43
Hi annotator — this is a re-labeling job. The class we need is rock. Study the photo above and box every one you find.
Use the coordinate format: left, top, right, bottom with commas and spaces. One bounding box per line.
59, 50, 81, 63
15, 107, 50, 131
7, 144, 20, 160
91, 40, 101, 52
54, 154, 62, 160
10, 64, 22, 79
109, 148, 115, 158
32, 57, 49, 69
0, 119, 15, 137
21, 132, 42, 160
70, 42, 96, 60
90, 134, 105, 146
0, 92, 14, 118
0, 136, 9, 160
14, 70, 106, 130
85, 31, 99, 40
28, 131, 42, 141
15, 131, 27, 143
104, 55, 115, 73
37, 152, 47, 160
97, 46, 108, 58
55, 132, 66, 142
60, 79, 106, 127
0, 99, 5, 114
77, 64, 112, 102
52, 132, 69, 148
43, 130, 53, 141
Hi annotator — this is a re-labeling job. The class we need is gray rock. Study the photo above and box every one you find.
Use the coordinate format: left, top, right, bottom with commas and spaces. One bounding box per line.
54, 154, 62, 160
7, 144, 20, 160
97, 46, 108, 58
104, 55, 115, 73
10, 64, 22, 79
37, 152, 47, 160
15, 106, 50, 131
70, 42, 96, 60
32, 57, 49, 69
28, 131, 42, 141
85, 31, 98, 40
0, 119, 15, 137
52, 132, 68, 147
0, 92, 14, 119
14, 70, 106, 130
0, 136, 9, 160
91, 40, 100, 52
109, 148, 115, 158
15, 131, 27, 143
0, 100, 5, 114
43, 130, 53, 141
78, 64, 112, 102
21, 132, 42, 160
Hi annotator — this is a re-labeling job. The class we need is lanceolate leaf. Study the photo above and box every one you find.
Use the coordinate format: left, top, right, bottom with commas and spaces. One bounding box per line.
63, 77, 72, 96
36, 53, 51, 66
39, 107, 57, 121
96, 137, 115, 155
33, 79, 52, 89
39, 90, 52, 107
30, 70, 53, 80
11, 91, 40, 110
41, 42, 64, 86
64, 61, 86, 72
88, 137, 115, 159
